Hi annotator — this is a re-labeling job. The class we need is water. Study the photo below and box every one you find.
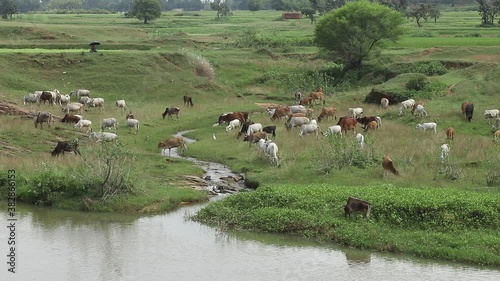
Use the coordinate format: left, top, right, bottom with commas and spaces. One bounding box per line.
0, 200, 498, 281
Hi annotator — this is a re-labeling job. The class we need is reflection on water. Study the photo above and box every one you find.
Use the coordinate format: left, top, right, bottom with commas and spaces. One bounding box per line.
0, 201, 498, 281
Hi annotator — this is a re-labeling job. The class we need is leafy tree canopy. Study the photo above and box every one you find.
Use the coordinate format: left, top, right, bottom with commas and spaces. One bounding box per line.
131, 0, 161, 24
1, 0, 17, 19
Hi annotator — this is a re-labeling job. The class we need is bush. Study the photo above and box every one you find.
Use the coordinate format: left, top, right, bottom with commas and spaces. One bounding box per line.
405, 75, 427, 91
178, 49, 215, 81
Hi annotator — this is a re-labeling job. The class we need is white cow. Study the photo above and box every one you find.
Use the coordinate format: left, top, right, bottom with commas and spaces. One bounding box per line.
70, 89, 90, 98
247, 123, 263, 136
89, 132, 118, 143
484, 109, 499, 123
414, 104, 428, 117
323, 125, 342, 137
74, 119, 92, 133
381, 98, 389, 109
63, 102, 84, 114
23, 93, 39, 105
375, 116, 382, 127
356, 133, 364, 150
79, 96, 91, 105
101, 118, 118, 133
347, 107, 363, 118
416, 122, 437, 133
265, 140, 279, 166
439, 144, 450, 162
86, 97, 105, 110
115, 100, 127, 111
399, 99, 415, 115
59, 94, 71, 106
290, 105, 313, 117
225, 119, 241, 132
299, 119, 319, 137
286, 116, 310, 130
126, 118, 140, 134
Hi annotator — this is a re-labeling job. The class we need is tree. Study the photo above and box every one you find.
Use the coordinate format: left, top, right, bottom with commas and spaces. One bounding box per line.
407, 3, 430, 27
0, 0, 17, 19
210, 0, 232, 17
477, 0, 498, 25
247, 0, 262, 11
131, 0, 161, 24
314, 0, 405, 70
429, 4, 441, 25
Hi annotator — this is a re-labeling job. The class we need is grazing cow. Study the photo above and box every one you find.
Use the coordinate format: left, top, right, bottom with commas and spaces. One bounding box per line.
217, 111, 248, 125
126, 118, 140, 134
493, 118, 500, 131
183, 95, 194, 107
243, 131, 268, 148
158, 137, 187, 156
439, 144, 450, 162
299, 119, 319, 137
51, 139, 81, 157
357, 116, 379, 130
86, 97, 105, 110
271, 106, 291, 121
344, 197, 372, 219
285, 116, 310, 131
265, 140, 279, 166
101, 118, 118, 133
494, 130, 500, 143
63, 102, 84, 114
126, 111, 135, 120
246, 123, 263, 136
416, 122, 437, 133
308, 89, 324, 105
39, 91, 54, 106
266, 108, 276, 117
446, 127, 455, 140
317, 107, 337, 122
286, 113, 306, 122
465, 103, 474, 122
323, 125, 342, 137
290, 105, 313, 117
399, 99, 415, 115
237, 121, 256, 139
78, 96, 90, 105
337, 117, 357, 135
162, 107, 181, 119
299, 96, 314, 107
413, 104, 428, 117
382, 156, 399, 176
294, 92, 302, 104
89, 132, 118, 143
484, 109, 500, 123
61, 113, 82, 124
410, 101, 425, 115
461, 101, 471, 116
225, 119, 241, 132
347, 107, 363, 119
381, 98, 389, 109
364, 120, 378, 133
262, 125, 277, 139
70, 89, 90, 98
59, 94, 71, 106
23, 93, 39, 105
356, 133, 364, 150
115, 100, 127, 111
74, 119, 92, 133
34, 112, 53, 129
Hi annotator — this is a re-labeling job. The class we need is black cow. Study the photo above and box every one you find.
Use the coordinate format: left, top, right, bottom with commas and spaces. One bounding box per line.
465, 103, 474, 122
51, 140, 81, 157
344, 197, 372, 219
237, 120, 255, 139
262, 125, 276, 139
183, 95, 194, 107
162, 107, 180, 119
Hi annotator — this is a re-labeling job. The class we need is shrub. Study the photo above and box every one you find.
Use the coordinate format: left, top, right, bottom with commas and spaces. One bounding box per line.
405, 75, 427, 91
178, 49, 215, 81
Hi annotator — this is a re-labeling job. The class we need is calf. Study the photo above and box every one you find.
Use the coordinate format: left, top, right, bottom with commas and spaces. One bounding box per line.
237, 121, 256, 139
86, 97, 105, 110
126, 111, 135, 120
265, 140, 279, 166
364, 120, 378, 133
382, 156, 399, 176
413, 104, 428, 117
51, 140, 81, 157
158, 137, 187, 156
225, 119, 241, 133
23, 93, 39, 105
416, 122, 437, 133
357, 116, 378, 130
294, 91, 302, 104
183, 95, 194, 107
162, 107, 180, 119
290, 105, 313, 117
493, 118, 500, 131
446, 127, 455, 140
243, 131, 268, 148
262, 125, 277, 139
323, 125, 342, 137
344, 197, 372, 219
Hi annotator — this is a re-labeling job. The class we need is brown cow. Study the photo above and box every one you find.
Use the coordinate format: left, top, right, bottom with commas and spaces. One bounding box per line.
494, 130, 500, 143
126, 111, 135, 120
356, 116, 379, 129
382, 156, 399, 177
344, 197, 372, 219
158, 137, 187, 157
299, 96, 314, 107
243, 131, 268, 148
51, 140, 81, 157
446, 127, 455, 140
183, 95, 194, 107
317, 107, 337, 122
218, 112, 248, 125
461, 101, 471, 116
308, 91, 324, 105
337, 117, 357, 134
364, 120, 378, 133
61, 113, 81, 124
271, 106, 291, 121
39, 91, 54, 106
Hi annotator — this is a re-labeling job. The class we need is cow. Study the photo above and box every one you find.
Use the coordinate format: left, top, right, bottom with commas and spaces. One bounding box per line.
265, 140, 279, 166
356, 133, 364, 150
262, 125, 277, 139
59, 94, 71, 106
158, 137, 187, 156
290, 105, 313, 117
237, 121, 256, 139
70, 89, 90, 98
162, 107, 181, 119
484, 109, 500, 123
412, 104, 428, 117
322, 125, 342, 137
115, 100, 127, 111
364, 120, 378, 133
494, 130, 500, 143
317, 107, 337, 122
493, 118, 500, 132
308, 89, 325, 105
183, 95, 194, 107
465, 103, 474, 122
126, 111, 135, 120
381, 98, 389, 109
62, 103, 84, 114
416, 122, 437, 133
217, 112, 248, 125
410, 101, 425, 115
461, 101, 471, 116
347, 107, 363, 119
271, 106, 291, 121
243, 131, 268, 148
357, 116, 379, 130
74, 119, 92, 133
86, 97, 105, 110
285, 116, 310, 131
399, 99, 415, 116
246, 123, 263, 136
89, 132, 118, 143
61, 113, 82, 124
337, 117, 357, 135
38, 91, 54, 106
225, 119, 241, 132
344, 197, 372, 219
382, 156, 399, 176
126, 118, 140, 134
34, 112, 53, 129
299, 96, 314, 107
23, 93, 39, 105
439, 144, 450, 162
51, 139, 81, 157
299, 119, 319, 137
294, 91, 302, 104
101, 118, 118, 133
446, 127, 455, 140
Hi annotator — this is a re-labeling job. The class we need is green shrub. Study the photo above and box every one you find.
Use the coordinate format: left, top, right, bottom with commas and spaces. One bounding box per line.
405, 75, 427, 91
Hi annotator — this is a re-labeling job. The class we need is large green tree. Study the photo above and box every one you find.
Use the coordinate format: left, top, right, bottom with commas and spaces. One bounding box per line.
0, 0, 17, 19
314, 0, 405, 69
131, 0, 161, 24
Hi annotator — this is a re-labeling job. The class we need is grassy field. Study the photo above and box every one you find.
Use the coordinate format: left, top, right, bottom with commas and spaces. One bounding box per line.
0, 8, 500, 265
